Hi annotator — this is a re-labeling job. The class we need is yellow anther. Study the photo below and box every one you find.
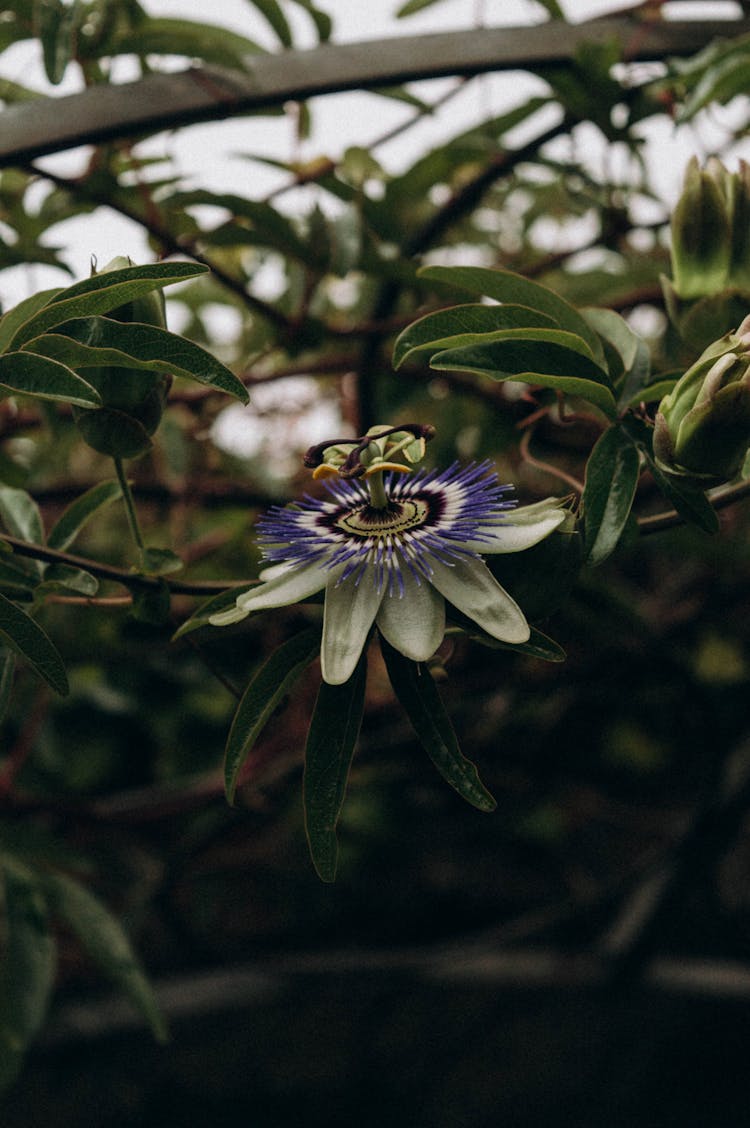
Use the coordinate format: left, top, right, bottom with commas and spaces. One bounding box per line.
312, 463, 341, 480
363, 462, 411, 477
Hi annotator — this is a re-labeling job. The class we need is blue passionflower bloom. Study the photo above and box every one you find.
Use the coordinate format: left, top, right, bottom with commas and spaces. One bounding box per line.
210, 454, 566, 685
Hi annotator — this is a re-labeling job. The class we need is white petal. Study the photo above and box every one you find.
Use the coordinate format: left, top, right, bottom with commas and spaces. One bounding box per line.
429, 556, 529, 644
321, 572, 383, 685
209, 604, 252, 627
235, 562, 329, 612
465, 500, 567, 554
376, 570, 445, 662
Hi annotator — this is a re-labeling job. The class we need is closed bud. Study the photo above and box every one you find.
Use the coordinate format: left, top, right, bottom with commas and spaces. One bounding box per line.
654, 323, 750, 484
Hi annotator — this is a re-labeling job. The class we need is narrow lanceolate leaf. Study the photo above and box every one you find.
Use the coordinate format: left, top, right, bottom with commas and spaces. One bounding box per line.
429, 331, 617, 417
0, 352, 101, 408
7, 263, 208, 348
47, 480, 122, 551
380, 639, 496, 813
583, 426, 641, 566
0, 592, 68, 695
30, 317, 249, 403
226, 626, 322, 805
418, 265, 606, 367
303, 654, 367, 882
42, 872, 168, 1043
392, 303, 556, 369
0, 863, 56, 1092
0, 290, 61, 354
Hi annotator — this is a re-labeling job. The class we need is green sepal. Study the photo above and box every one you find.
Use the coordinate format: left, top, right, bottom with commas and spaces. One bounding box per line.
225, 625, 322, 805
380, 638, 496, 813
303, 654, 367, 882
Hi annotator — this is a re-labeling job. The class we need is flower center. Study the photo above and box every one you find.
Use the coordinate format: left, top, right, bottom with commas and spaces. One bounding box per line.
336, 499, 428, 539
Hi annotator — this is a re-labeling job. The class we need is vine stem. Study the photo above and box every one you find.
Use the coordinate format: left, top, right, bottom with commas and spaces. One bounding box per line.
113, 458, 145, 560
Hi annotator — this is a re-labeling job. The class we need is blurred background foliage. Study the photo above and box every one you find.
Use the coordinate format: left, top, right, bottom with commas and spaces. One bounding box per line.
3, 1, 750, 1124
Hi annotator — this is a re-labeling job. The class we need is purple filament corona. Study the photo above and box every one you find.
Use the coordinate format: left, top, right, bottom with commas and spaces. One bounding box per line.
257, 461, 516, 594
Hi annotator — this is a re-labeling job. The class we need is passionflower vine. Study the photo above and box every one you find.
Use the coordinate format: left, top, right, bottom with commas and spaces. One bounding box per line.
210, 425, 567, 684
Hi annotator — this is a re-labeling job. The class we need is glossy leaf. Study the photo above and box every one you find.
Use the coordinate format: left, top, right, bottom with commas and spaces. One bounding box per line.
0, 863, 56, 1091
225, 626, 322, 804
418, 265, 606, 367
43, 872, 168, 1043
0, 352, 101, 408
39, 564, 99, 597
0, 290, 62, 354
47, 480, 123, 551
0, 592, 69, 695
583, 426, 641, 566
429, 330, 617, 417
0, 485, 44, 546
8, 263, 208, 349
392, 304, 556, 369
30, 317, 249, 402
303, 654, 367, 882
380, 639, 496, 812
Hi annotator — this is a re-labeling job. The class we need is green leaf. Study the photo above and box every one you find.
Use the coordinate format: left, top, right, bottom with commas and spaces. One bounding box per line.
380, 639, 496, 813
42, 872, 168, 1043
397, 0, 448, 14
583, 426, 641, 566
0, 289, 62, 355
246, 0, 293, 47
115, 18, 263, 71
429, 330, 617, 417
392, 304, 556, 369
648, 462, 720, 535
36, 0, 76, 84
8, 263, 208, 349
31, 316, 249, 403
287, 0, 332, 39
172, 585, 257, 640
38, 564, 99, 597
140, 547, 183, 576
0, 862, 56, 1092
0, 485, 44, 545
0, 351, 101, 408
0, 591, 69, 695
303, 655, 367, 882
225, 626, 322, 805
418, 265, 606, 367
47, 480, 122, 551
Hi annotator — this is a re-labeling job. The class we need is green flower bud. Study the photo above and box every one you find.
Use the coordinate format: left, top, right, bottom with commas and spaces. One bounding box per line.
73, 256, 170, 459
670, 156, 732, 301
654, 317, 750, 484
664, 159, 750, 351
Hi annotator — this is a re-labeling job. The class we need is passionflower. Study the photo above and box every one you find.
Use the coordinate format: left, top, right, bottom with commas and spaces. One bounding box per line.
210, 425, 567, 684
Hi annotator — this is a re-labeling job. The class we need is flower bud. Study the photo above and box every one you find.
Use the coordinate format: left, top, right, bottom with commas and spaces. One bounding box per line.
73, 256, 170, 459
654, 319, 750, 484
664, 159, 750, 351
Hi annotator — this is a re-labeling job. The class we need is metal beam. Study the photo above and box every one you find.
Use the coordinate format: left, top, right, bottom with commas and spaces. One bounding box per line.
0, 17, 747, 166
